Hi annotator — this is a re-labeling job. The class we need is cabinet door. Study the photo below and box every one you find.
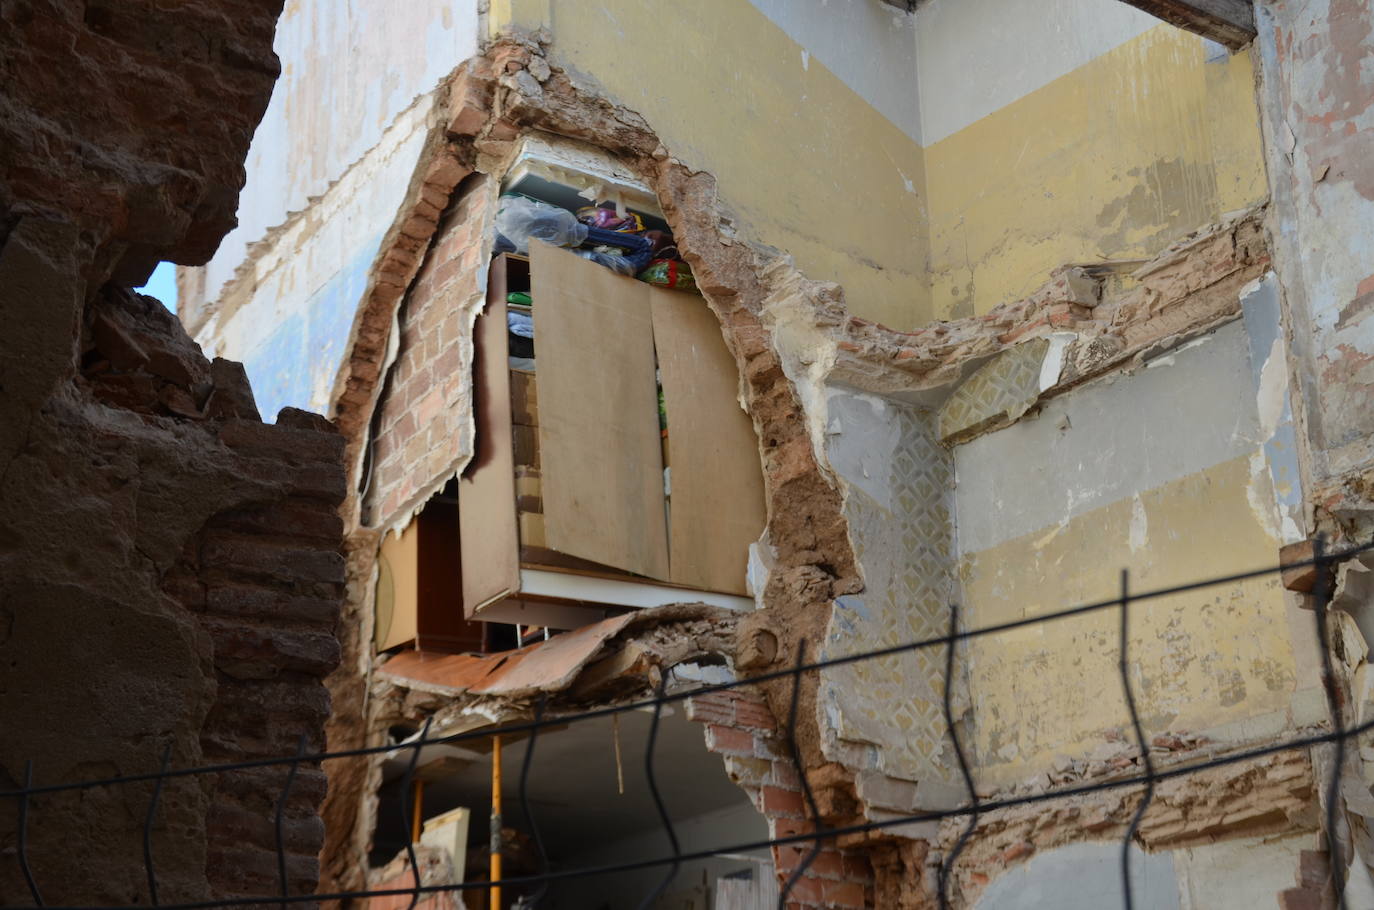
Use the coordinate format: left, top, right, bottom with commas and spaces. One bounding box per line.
531, 241, 670, 581
651, 288, 766, 594
459, 258, 521, 616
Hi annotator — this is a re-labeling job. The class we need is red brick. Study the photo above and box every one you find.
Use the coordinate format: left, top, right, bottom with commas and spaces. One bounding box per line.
1278, 889, 1323, 910
762, 785, 805, 817
785, 875, 823, 904
772, 816, 816, 839
734, 699, 778, 732
1297, 850, 1328, 889
822, 880, 866, 908
808, 850, 844, 880
842, 854, 872, 882
772, 761, 802, 788
706, 724, 755, 756
775, 843, 809, 874
686, 695, 736, 726
416, 388, 444, 425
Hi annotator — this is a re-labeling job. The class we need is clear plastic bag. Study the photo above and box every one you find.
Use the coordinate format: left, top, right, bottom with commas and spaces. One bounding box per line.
494, 196, 588, 253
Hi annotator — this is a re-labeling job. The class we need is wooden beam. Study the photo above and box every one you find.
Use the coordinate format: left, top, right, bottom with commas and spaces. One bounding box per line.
1116, 0, 1255, 50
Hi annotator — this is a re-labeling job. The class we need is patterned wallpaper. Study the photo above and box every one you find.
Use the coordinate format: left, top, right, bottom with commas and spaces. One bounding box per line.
819, 391, 965, 791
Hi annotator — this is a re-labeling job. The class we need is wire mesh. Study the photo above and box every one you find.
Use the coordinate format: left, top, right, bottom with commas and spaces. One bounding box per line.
4, 539, 1368, 909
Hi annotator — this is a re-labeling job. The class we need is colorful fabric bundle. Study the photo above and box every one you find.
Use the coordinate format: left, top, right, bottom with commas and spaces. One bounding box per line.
576, 205, 646, 234
637, 258, 698, 292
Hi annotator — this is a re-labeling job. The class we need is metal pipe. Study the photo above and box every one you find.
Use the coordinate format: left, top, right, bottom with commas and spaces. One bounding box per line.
490, 735, 503, 910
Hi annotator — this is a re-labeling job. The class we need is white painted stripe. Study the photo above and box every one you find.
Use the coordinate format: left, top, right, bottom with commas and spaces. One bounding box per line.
954, 321, 1262, 554
747, 0, 922, 143
915, 0, 1161, 144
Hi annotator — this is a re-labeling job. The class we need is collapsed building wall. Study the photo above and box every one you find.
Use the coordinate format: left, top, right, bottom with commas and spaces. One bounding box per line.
307, 35, 1348, 908
1, 1, 347, 905
169, 2, 1374, 907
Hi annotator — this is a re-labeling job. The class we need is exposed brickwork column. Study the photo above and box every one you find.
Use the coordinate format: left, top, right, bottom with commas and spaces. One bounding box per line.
366, 177, 495, 527
194, 413, 345, 899
82, 286, 346, 902
688, 690, 875, 909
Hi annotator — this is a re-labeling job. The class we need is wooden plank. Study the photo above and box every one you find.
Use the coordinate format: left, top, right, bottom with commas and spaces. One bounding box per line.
530, 241, 670, 581
650, 288, 766, 595
375, 522, 419, 650
459, 256, 521, 617
1115, 0, 1254, 50
416, 500, 485, 652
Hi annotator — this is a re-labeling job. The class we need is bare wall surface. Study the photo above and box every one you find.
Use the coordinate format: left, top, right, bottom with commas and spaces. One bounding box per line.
1255, 0, 1374, 484
917, 0, 1267, 317
915, 0, 1158, 145
198, 99, 440, 420
747, 0, 922, 143
953, 321, 1315, 781
193, 0, 480, 311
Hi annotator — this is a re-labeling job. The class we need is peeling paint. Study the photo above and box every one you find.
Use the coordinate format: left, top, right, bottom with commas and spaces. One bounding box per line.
1129, 493, 1148, 552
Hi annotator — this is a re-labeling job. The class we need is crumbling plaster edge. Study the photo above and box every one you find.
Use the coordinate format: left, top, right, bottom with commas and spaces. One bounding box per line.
310, 32, 1314, 899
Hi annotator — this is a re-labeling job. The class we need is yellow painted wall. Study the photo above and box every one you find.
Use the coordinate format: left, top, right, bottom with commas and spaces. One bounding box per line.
924, 25, 1267, 318
492, 0, 931, 330
493, 10, 1265, 331
959, 455, 1300, 785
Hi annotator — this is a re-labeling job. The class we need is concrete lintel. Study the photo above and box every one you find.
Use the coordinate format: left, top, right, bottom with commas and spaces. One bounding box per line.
1115, 0, 1255, 50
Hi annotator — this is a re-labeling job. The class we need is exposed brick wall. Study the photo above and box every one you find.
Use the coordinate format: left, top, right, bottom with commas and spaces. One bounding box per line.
366, 177, 495, 527
1, 0, 342, 902
84, 287, 347, 902
688, 690, 875, 910
0, 275, 344, 904
190, 423, 345, 899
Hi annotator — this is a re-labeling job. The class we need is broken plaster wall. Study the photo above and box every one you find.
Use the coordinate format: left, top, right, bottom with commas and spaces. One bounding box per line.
184, 0, 481, 322
189, 95, 447, 423
817, 390, 965, 805
1254, 0, 1374, 519
168, 15, 1332, 903
971, 831, 1314, 909
1251, 4, 1374, 899
953, 316, 1319, 788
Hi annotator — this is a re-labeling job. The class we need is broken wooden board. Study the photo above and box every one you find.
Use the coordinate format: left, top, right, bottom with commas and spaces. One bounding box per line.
531, 241, 670, 581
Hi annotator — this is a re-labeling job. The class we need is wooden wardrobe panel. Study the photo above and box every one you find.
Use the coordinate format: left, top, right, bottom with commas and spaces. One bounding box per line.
415, 500, 484, 652
650, 288, 766, 595
530, 241, 670, 581
375, 523, 419, 651
459, 257, 521, 616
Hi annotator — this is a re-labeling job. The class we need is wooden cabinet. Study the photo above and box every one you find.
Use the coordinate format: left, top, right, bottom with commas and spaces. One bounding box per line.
389, 243, 767, 640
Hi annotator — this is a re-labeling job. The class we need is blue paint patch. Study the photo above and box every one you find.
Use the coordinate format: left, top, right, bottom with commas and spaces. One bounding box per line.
834, 594, 872, 621
242, 235, 383, 421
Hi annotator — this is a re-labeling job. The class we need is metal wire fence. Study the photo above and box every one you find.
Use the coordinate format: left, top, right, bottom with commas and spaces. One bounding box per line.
4, 538, 1370, 910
